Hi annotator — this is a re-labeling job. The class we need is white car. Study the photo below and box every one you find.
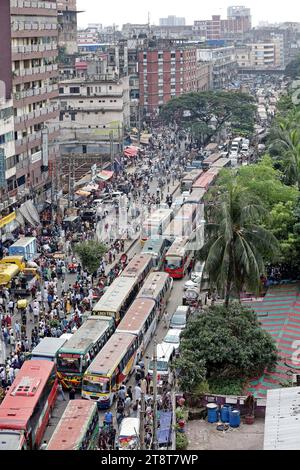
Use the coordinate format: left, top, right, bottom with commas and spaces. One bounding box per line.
162, 329, 182, 352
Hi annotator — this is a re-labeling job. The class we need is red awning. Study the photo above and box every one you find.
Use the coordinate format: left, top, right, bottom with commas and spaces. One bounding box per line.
124, 146, 139, 157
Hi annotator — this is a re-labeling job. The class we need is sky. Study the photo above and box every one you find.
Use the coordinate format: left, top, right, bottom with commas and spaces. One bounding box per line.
76, 0, 300, 28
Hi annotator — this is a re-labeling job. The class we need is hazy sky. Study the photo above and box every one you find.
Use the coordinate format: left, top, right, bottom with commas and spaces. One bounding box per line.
77, 0, 299, 28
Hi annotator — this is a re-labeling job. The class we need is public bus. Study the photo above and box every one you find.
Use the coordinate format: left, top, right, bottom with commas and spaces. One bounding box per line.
180, 169, 203, 193
82, 333, 139, 409
0, 360, 58, 450
92, 276, 138, 323
116, 298, 157, 356
182, 188, 205, 206
30, 336, 71, 363
211, 158, 231, 169
120, 254, 154, 288
202, 152, 221, 170
164, 237, 192, 279
192, 167, 220, 191
137, 272, 173, 318
141, 208, 173, 245
141, 237, 171, 270
47, 400, 99, 450
163, 217, 192, 241
56, 316, 115, 390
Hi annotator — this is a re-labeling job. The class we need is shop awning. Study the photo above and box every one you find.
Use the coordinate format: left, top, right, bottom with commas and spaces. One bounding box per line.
124, 146, 139, 157
97, 170, 114, 181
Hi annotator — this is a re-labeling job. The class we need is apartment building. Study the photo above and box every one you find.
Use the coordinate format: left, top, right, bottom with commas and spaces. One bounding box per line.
138, 40, 209, 116
236, 40, 284, 69
0, 0, 60, 208
197, 46, 237, 90
193, 7, 251, 41
0, 92, 16, 209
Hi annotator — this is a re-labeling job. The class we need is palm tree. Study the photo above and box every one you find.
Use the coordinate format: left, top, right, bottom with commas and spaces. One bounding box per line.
272, 128, 300, 189
198, 182, 279, 307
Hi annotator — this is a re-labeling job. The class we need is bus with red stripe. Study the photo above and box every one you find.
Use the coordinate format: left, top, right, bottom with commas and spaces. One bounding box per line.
82, 333, 138, 409
164, 237, 192, 279
0, 360, 58, 450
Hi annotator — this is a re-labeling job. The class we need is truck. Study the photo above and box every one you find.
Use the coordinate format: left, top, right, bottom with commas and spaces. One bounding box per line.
9, 237, 37, 261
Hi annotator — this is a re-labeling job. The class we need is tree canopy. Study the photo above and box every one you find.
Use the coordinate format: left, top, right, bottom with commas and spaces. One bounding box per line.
74, 240, 107, 274
174, 304, 278, 393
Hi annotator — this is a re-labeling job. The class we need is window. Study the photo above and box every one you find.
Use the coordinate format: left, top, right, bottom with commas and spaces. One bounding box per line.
70, 87, 80, 93
59, 88, 64, 94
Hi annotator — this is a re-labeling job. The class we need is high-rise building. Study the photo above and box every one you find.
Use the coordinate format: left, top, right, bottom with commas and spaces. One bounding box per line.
0, 0, 60, 207
194, 7, 251, 41
159, 16, 186, 27
57, 0, 78, 55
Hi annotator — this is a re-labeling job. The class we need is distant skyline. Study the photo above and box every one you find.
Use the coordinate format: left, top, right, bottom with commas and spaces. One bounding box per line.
77, 0, 299, 28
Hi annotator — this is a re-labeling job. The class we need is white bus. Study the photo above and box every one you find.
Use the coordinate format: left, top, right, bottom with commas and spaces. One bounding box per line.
141, 208, 173, 245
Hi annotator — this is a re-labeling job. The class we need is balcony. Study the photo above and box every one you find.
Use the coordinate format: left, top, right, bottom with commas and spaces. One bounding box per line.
13, 64, 58, 83
11, 0, 56, 8
15, 124, 60, 148
13, 84, 59, 104
31, 150, 42, 163
12, 22, 58, 32
12, 44, 57, 55
14, 104, 60, 128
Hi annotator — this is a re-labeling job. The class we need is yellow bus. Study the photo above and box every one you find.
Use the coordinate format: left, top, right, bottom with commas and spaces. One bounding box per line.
0, 264, 20, 285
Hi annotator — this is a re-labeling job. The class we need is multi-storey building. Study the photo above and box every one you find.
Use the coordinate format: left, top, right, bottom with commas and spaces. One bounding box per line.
197, 46, 237, 90
138, 40, 211, 116
193, 7, 251, 42
57, 0, 78, 55
0, 0, 60, 207
236, 39, 285, 69
159, 16, 186, 27
0, 92, 16, 209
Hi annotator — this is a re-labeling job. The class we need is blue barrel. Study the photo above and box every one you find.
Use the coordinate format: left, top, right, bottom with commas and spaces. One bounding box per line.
207, 404, 218, 423
229, 409, 241, 428
220, 404, 232, 423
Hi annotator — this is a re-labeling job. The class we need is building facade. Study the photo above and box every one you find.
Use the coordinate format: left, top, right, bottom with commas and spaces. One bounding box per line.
159, 16, 186, 27
138, 41, 211, 116
0, 0, 60, 208
236, 39, 285, 69
193, 7, 251, 41
0, 93, 16, 209
57, 0, 78, 55
197, 46, 237, 90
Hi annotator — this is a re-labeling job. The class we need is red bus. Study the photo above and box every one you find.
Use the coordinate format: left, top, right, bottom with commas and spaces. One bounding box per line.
0, 360, 58, 450
164, 237, 192, 279
192, 168, 220, 191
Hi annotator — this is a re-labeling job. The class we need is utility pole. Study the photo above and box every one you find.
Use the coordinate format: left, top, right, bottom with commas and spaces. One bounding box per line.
139, 391, 146, 450
137, 104, 141, 146
68, 157, 71, 208
152, 340, 158, 450
110, 131, 114, 169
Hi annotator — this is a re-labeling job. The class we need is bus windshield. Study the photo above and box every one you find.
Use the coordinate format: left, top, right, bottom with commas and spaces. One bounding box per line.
165, 257, 182, 269
57, 355, 81, 373
149, 360, 168, 371
82, 378, 109, 394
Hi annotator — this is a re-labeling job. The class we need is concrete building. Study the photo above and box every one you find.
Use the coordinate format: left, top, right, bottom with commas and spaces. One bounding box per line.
138, 40, 211, 116
0, 0, 60, 208
159, 16, 186, 27
236, 39, 284, 69
57, 0, 78, 55
197, 46, 237, 90
0, 92, 16, 209
77, 28, 99, 44
193, 8, 251, 41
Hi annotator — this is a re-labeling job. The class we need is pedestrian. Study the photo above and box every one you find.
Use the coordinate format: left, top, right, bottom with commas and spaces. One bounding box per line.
163, 310, 169, 328
117, 385, 126, 402
141, 377, 147, 395
134, 382, 142, 409
69, 387, 76, 400
124, 394, 132, 417
58, 382, 66, 401
103, 410, 113, 428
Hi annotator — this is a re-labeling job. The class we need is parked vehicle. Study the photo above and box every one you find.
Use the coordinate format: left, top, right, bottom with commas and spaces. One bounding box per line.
169, 305, 191, 330
162, 329, 181, 353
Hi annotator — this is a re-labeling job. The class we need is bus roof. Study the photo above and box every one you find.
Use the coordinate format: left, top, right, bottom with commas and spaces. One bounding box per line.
166, 237, 189, 258
144, 208, 173, 224
163, 218, 191, 239
120, 254, 152, 279
59, 317, 114, 354
175, 203, 197, 221
86, 333, 135, 377
203, 152, 220, 164
31, 337, 69, 358
116, 298, 156, 335
182, 169, 202, 182
0, 361, 55, 431
0, 430, 24, 450
142, 237, 166, 255
192, 169, 219, 189
183, 188, 206, 204
137, 272, 171, 300
9, 237, 36, 248
211, 158, 231, 168
93, 277, 137, 314
47, 400, 97, 450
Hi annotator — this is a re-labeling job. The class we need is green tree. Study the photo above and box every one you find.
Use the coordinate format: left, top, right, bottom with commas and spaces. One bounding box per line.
199, 179, 278, 305
74, 240, 107, 274
172, 351, 206, 393
174, 304, 278, 393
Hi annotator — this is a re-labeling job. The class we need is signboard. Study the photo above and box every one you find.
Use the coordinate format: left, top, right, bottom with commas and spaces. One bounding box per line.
0, 148, 5, 189
0, 211, 16, 229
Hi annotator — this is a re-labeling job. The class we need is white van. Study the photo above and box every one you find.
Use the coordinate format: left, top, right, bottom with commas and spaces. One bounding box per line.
118, 418, 140, 450
148, 343, 176, 379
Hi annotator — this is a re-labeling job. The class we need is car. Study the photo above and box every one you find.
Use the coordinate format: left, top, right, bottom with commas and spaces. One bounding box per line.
162, 329, 181, 353
169, 305, 191, 330
230, 151, 238, 159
